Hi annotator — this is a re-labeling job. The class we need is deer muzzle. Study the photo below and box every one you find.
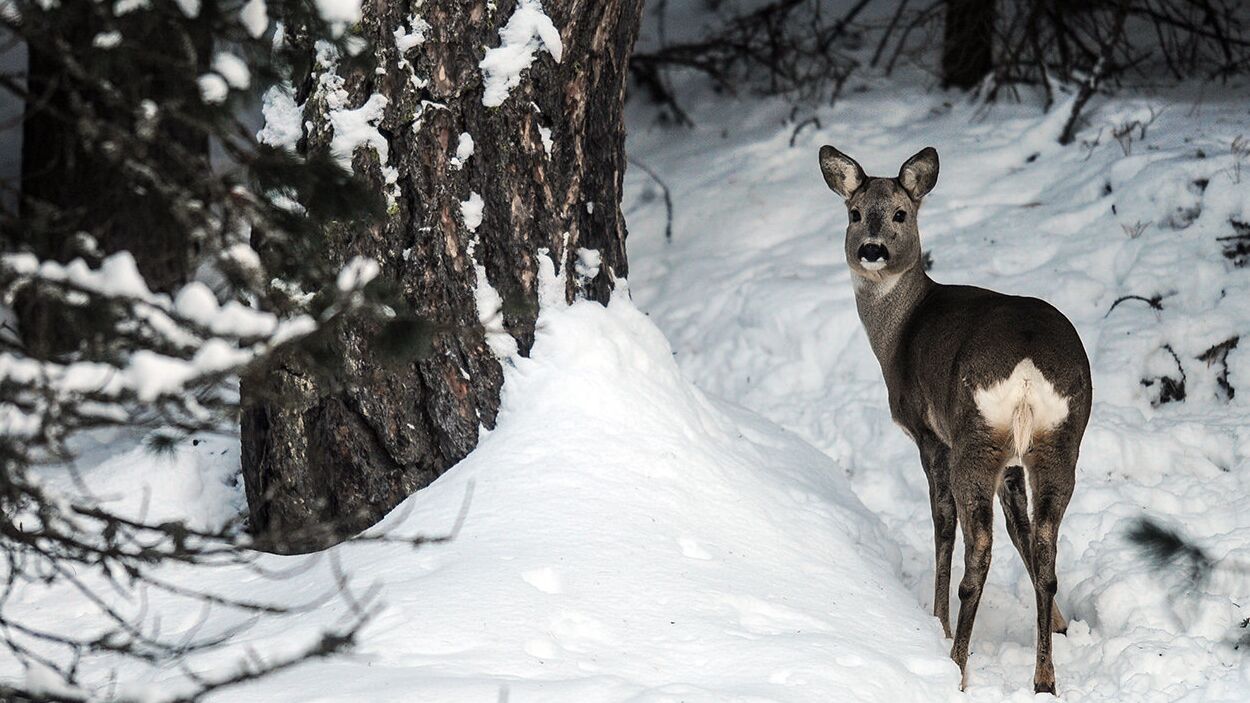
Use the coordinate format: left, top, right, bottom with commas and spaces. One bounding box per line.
857, 242, 890, 271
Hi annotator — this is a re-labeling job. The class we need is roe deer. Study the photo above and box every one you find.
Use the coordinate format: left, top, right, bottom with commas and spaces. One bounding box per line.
817, 145, 1091, 694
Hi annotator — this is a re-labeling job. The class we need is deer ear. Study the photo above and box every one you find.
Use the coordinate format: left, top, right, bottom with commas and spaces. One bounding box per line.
898, 147, 939, 200
819, 145, 866, 199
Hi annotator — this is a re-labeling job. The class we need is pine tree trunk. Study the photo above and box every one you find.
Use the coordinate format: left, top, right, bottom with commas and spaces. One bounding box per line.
941, 0, 995, 90
241, 0, 643, 553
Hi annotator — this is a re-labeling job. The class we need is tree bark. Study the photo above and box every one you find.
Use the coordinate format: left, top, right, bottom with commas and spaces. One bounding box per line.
941, 0, 995, 90
242, 0, 643, 553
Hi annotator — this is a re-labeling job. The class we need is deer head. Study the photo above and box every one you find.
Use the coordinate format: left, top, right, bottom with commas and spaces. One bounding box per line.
818, 146, 939, 280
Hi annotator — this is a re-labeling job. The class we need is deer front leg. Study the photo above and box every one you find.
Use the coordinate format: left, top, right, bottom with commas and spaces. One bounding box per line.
919, 434, 956, 638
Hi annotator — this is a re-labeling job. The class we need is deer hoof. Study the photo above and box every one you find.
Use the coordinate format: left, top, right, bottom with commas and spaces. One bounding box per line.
1034, 680, 1056, 695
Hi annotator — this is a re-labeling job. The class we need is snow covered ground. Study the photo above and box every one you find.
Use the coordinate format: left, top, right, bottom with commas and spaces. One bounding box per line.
10, 38, 1250, 703
624, 76, 1250, 700
11, 278, 963, 702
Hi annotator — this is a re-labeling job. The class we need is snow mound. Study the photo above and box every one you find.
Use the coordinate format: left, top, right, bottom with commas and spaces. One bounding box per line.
4, 293, 961, 701
225, 294, 958, 701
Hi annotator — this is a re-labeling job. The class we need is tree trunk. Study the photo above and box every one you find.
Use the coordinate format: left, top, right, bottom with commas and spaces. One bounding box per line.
241, 0, 643, 553
941, 0, 995, 90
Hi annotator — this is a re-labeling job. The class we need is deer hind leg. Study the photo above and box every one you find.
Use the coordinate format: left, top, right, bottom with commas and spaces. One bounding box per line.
919, 434, 956, 638
949, 437, 1001, 691
998, 464, 1067, 633
1023, 442, 1077, 695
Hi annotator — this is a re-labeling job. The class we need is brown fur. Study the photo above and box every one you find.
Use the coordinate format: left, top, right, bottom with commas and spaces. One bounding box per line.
819, 145, 1092, 694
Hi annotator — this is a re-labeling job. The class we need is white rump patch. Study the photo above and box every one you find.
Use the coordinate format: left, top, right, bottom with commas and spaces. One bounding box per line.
973, 358, 1070, 460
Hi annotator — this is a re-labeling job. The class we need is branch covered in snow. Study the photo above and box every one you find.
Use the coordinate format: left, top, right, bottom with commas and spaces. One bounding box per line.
0, 251, 387, 450
0, 1, 445, 699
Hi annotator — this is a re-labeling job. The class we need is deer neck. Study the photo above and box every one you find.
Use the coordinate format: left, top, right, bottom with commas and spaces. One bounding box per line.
853, 261, 932, 369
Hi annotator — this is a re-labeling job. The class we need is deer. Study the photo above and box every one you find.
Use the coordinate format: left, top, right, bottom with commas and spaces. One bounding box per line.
817, 145, 1091, 694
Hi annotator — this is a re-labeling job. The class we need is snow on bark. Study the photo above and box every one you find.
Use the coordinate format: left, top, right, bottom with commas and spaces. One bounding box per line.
329, 92, 397, 187
394, 15, 429, 53
538, 124, 553, 156
450, 132, 474, 169
480, 0, 563, 107
240, 0, 642, 553
473, 259, 519, 360
461, 191, 485, 231
257, 85, 302, 151
575, 247, 601, 281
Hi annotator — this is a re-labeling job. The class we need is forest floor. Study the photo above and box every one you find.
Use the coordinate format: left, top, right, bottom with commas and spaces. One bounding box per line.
9, 70, 1250, 703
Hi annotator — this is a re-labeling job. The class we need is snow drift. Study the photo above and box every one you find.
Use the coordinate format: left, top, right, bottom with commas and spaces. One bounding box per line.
7, 288, 961, 702
223, 291, 961, 701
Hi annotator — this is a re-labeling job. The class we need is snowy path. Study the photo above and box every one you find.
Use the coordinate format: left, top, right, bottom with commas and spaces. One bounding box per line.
625, 80, 1250, 701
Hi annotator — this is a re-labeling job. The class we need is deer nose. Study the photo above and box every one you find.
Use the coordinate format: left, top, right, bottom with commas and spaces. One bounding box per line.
858, 243, 889, 263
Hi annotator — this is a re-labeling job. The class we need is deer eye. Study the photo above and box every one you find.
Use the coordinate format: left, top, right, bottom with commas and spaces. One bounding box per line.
850, 209, 862, 222
893, 210, 907, 223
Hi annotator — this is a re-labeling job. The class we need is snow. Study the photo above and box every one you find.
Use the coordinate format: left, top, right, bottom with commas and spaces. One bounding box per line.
225, 242, 263, 274
113, 0, 149, 15
240, 0, 268, 38
212, 52, 251, 90
538, 124, 553, 156
2, 284, 959, 702
197, 73, 229, 104
174, 281, 279, 337
450, 131, 474, 169
394, 15, 430, 54
0, 252, 367, 437
173, 0, 198, 18
8, 12, 1250, 703
623, 76, 1250, 700
257, 84, 302, 152
461, 191, 484, 231
314, 0, 361, 26
472, 256, 518, 360
328, 93, 395, 186
24, 662, 86, 700
335, 256, 381, 292
92, 31, 122, 49
575, 247, 601, 280
5, 250, 156, 302
479, 0, 563, 108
